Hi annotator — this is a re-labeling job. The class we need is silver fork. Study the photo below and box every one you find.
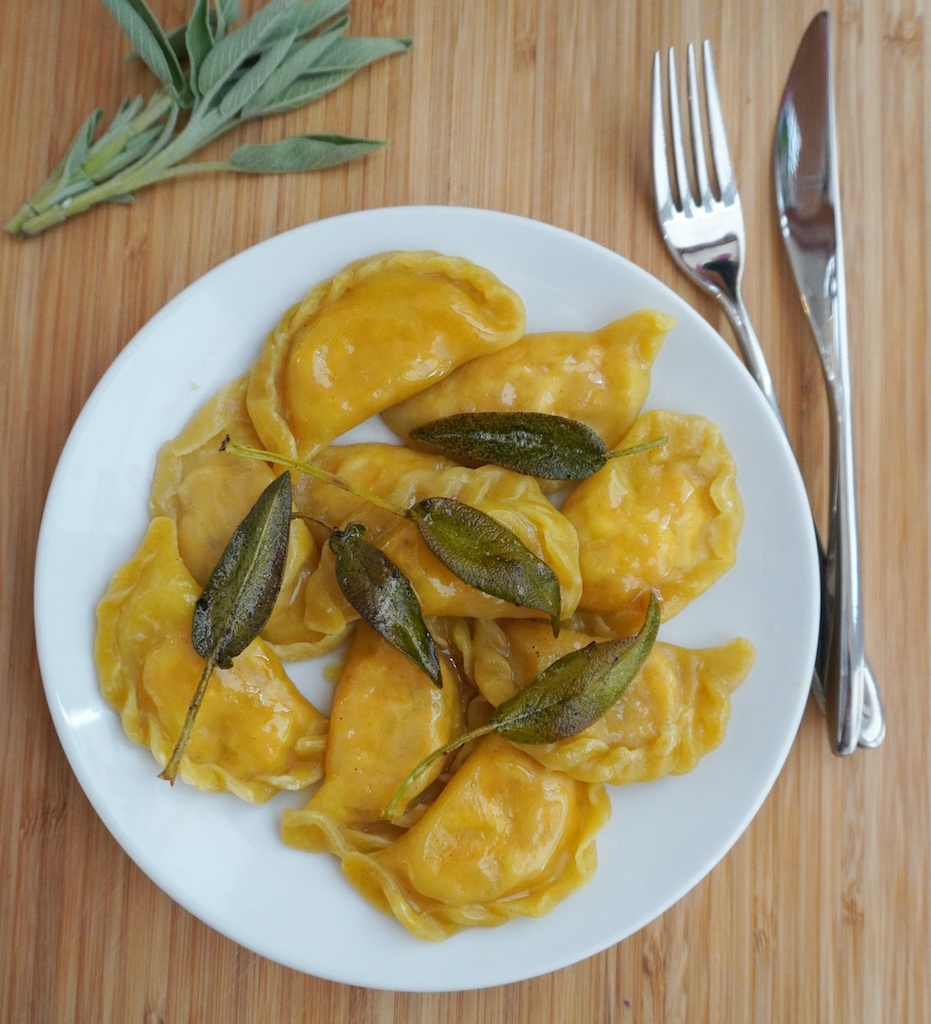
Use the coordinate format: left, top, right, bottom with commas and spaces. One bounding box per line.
651, 43, 783, 422
650, 41, 884, 747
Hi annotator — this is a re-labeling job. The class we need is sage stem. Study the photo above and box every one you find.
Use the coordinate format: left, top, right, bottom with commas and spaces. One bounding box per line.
382, 723, 496, 820
221, 439, 408, 517
607, 435, 668, 460
159, 654, 217, 784
82, 92, 176, 179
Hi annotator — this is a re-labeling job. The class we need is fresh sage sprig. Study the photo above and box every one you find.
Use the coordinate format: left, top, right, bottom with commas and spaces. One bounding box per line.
410, 411, 667, 480
6, 0, 411, 236
222, 437, 563, 633
382, 593, 661, 819
160, 470, 292, 784
329, 522, 442, 687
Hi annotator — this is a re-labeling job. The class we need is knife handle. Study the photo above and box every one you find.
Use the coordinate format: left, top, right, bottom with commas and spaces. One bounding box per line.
818, 277, 867, 754
716, 272, 883, 748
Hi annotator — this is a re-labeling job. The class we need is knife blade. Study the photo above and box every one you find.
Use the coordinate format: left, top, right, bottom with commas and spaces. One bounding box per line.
774, 12, 882, 754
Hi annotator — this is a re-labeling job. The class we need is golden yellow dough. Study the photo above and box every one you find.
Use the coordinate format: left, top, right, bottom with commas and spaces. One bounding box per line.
247, 251, 527, 460
561, 409, 743, 629
295, 443, 583, 636
383, 310, 674, 450
150, 376, 345, 659
341, 735, 611, 940
468, 619, 755, 784
95, 516, 328, 802
281, 623, 466, 857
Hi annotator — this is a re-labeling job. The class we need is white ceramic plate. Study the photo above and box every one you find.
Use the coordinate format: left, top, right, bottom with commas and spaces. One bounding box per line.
35, 206, 818, 992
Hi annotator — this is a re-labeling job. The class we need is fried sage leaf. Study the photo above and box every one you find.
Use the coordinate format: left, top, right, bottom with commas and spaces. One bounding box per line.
411, 411, 606, 479
493, 592, 660, 743
410, 411, 667, 480
382, 594, 660, 818
191, 472, 292, 666
408, 496, 562, 634
330, 522, 441, 687
160, 471, 292, 783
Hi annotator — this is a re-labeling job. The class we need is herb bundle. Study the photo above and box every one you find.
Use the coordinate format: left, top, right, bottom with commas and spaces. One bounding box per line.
6, 0, 411, 236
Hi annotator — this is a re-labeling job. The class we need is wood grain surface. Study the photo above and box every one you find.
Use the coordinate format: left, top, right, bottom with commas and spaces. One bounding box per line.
2, 1, 928, 1020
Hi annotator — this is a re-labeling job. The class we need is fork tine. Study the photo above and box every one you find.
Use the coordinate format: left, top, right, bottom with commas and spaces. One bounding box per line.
666, 48, 694, 211
686, 43, 712, 208
650, 51, 673, 216
701, 40, 736, 201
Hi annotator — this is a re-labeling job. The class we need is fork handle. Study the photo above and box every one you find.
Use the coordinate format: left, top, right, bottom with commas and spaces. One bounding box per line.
716, 285, 787, 430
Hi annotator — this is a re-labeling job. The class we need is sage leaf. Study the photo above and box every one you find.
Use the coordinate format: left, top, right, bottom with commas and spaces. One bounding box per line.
310, 35, 413, 71
160, 471, 293, 785
382, 595, 660, 817
493, 593, 660, 743
185, 0, 214, 94
229, 134, 385, 173
277, 0, 349, 39
127, 3, 230, 65
103, 0, 189, 104
142, 23, 187, 65
242, 16, 348, 114
198, 0, 297, 98
243, 33, 412, 118
411, 411, 608, 480
248, 68, 356, 115
411, 412, 668, 480
331, 523, 441, 687
215, 0, 241, 38
192, 472, 293, 667
218, 31, 297, 117
408, 496, 562, 634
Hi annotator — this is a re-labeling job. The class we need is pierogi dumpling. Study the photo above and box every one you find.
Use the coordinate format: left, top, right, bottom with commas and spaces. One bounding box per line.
281, 623, 465, 857
95, 517, 328, 802
149, 376, 340, 659
383, 309, 674, 450
467, 618, 755, 784
247, 251, 527, 460
151, 377, 274, 584
562, 409, 743, 628
341, 735, 611, 940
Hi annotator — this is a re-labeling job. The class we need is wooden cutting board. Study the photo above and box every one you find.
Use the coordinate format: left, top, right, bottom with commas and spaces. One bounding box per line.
1, 1, 927, 1020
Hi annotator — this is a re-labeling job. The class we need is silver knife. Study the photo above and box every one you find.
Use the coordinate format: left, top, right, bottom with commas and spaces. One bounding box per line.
774, 12, 884, 754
